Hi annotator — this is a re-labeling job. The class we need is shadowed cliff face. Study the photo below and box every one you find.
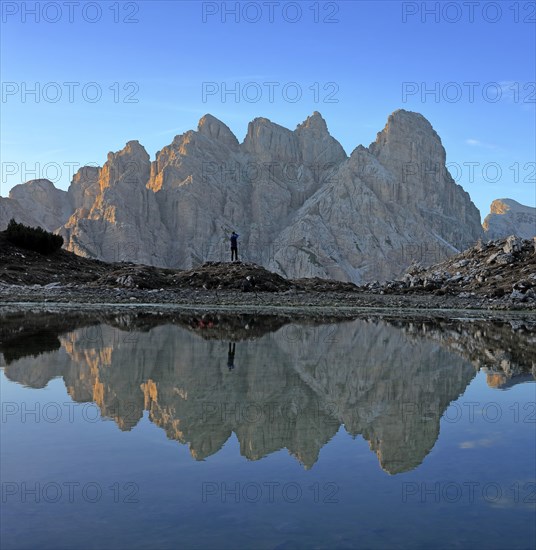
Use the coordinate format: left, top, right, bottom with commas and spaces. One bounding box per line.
2, 314, 533, 473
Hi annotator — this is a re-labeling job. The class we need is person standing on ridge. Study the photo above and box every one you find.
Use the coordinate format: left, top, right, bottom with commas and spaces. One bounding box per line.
230, 231, 239, 261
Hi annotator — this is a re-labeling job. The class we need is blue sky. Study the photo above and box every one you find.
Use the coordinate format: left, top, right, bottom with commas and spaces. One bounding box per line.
1, 0, 535, 217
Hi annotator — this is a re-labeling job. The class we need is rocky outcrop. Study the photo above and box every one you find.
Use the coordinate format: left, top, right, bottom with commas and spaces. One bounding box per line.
0, 110, 484, 282
483, 198, 536, 240
370, 235, 536, 304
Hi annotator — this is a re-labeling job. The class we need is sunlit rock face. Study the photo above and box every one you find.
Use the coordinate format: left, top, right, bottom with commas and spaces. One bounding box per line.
483, 198, 536, 240
60, 142, 171, 264
0, 110, 483, 282
2, 317, 477, 474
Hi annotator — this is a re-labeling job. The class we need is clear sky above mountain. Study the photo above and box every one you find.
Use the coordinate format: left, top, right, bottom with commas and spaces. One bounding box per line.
1, 0, 534, 217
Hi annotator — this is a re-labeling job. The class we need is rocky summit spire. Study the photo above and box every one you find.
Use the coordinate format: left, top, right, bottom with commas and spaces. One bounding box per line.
295, 111, 347, 165
197, 114, 239, 148
242, 117, 299, 161
296, 111, 328, 133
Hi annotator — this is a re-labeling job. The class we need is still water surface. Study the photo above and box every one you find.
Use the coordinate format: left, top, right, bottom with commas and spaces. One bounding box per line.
1, 312, 535, 549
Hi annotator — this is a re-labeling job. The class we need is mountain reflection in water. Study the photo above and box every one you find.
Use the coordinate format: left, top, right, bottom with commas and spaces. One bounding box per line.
1, 312, 534, 474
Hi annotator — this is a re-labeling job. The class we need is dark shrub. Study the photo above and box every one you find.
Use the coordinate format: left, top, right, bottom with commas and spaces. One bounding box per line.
5, 219, 64, 255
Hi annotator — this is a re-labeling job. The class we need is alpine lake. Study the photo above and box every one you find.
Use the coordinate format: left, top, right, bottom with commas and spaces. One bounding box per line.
1, 309, 535, 550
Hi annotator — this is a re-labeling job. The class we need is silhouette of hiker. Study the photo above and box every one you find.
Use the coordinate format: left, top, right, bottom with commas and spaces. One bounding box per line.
230, 231, 239, 262
227, 342, 236, 371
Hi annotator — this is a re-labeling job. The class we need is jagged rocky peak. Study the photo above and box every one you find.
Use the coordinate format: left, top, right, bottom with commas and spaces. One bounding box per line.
483, 198, 536, 240
366, 108, 458, 210
351, 144, 368, 155
163, 130, 196, 154
248, 116, 283, 136
382, 108, 435, 134
69, 166, 100, 195
197, 114, 239, 147
296, 110, 328, 133
104, 140, 149, 169
242, 116, 300, 160
100, 140, 151, 189
115, 139, 149, 160
369, 108, 444, 162
71, 165, 100, 185
295, 111, 347, 165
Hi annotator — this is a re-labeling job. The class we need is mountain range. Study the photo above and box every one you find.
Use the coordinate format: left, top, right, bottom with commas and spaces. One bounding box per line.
1, 109, 533, 283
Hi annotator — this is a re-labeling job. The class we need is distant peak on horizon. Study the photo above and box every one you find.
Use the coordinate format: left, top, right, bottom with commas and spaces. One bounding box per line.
483, 197, 536, 240
489, 198, 536, 212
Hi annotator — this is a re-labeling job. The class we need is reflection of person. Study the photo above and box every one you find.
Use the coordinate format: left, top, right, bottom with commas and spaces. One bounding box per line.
230, 232, 239, 262
227, 342, 236, 370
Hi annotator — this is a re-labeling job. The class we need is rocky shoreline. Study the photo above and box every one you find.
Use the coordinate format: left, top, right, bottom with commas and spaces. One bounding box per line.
1, 284, 535, 322
1, 232, 535, 316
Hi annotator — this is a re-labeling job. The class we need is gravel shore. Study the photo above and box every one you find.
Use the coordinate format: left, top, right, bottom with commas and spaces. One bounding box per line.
1, 283, 535, 322
2, 232, 535, 318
